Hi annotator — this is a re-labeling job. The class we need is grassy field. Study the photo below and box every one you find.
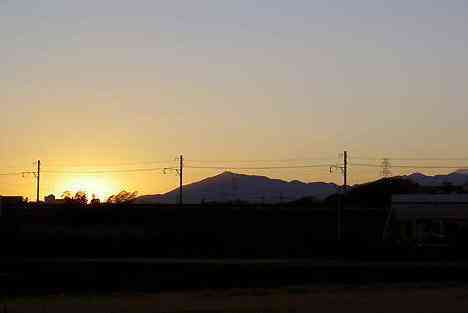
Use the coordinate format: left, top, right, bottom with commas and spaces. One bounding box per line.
3, 283, 468, 313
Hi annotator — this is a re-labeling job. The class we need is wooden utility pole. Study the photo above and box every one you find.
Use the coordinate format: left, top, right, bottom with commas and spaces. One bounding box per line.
36, 160, 41, 203
337, 151, 348, 242
179, 155, 184, 206
343, 151, 348, 191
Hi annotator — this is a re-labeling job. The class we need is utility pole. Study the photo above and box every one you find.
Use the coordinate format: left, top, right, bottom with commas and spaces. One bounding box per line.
163, 156, 184, 205
179, 155, 184, 206
36, 160, 41, 203
343, 151, 348, 191
381, 157, 393, 240
330, 151, 348, 242
338, 151, 348, 242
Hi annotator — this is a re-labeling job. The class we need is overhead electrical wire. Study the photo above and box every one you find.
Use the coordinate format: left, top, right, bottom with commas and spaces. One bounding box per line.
185, 157, 339, 163
3, 156, 468, 177
41, 160, 177, 168
185, 164, 332, 170
0, 171, 35, 177
350, 163, 468, 170
350, 156, 468, 161
42, 167, 176, 175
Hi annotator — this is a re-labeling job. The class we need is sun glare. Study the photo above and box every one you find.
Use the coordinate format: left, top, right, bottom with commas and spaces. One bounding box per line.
58, 177, 117, 200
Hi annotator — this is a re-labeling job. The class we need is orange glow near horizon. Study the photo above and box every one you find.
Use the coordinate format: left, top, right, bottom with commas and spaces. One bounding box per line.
55, 176, 119, 201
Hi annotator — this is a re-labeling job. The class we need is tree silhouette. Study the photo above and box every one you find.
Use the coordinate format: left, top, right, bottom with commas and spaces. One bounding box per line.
107, 191, 138, 204
74, 191, 88, 206
62, 191, 73, 201
61, 190, 88, 206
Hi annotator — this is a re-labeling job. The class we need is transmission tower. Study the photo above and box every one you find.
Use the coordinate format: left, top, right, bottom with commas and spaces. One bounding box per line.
381, 158, 392, 178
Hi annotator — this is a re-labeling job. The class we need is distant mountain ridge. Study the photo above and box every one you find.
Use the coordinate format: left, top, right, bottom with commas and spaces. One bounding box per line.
405, 169, 468, 187
136, 171, 339, 204
136, 170, 468, 205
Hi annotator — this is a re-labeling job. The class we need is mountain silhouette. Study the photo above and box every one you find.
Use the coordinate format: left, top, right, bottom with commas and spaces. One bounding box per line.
405, 170, 468, 187
136, 171, 339, 204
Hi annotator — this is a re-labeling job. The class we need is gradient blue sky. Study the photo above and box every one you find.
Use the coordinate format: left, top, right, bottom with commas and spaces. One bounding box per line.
1, 1, 468, 199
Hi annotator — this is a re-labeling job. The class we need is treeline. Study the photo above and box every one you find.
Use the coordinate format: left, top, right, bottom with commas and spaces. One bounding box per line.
47, 190, 139, 206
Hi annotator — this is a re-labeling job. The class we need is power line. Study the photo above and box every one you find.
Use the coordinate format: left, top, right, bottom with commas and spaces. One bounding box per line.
4, 163, 468, 175
351, 156, 468, 161
185, 164, 332, 170
41, 167, 174, 175
392, 165, 468, 169
350, 163, 468, 170
391, 158, 468, 161
186, 157, 339, 163
348, 163, 381, 168
42, 160, 176, 168
0, 171, 35, 177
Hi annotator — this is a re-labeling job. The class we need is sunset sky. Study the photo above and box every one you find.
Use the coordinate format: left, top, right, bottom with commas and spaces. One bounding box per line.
2, 1, 468, 200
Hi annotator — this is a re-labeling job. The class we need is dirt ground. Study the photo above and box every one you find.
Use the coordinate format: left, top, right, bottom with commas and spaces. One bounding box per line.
3, 283, 468, 313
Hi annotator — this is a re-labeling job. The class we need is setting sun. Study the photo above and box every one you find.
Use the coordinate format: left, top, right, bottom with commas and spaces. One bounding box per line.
57, 176, 118, 201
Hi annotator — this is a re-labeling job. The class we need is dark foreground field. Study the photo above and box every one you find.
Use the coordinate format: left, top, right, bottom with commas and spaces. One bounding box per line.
3, 205, 468, 311
4, 283, 468, 313
3, 258, 468, 295
3, 258, 468, 312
